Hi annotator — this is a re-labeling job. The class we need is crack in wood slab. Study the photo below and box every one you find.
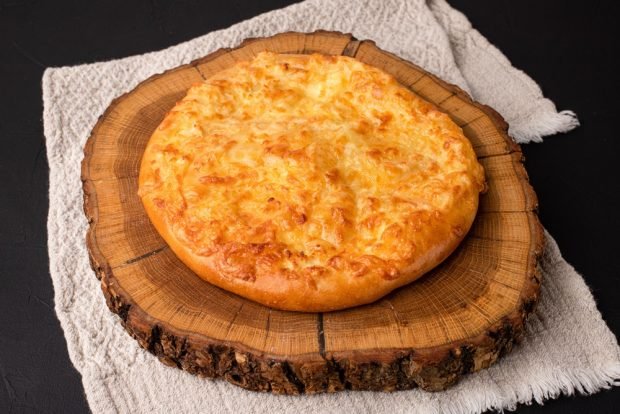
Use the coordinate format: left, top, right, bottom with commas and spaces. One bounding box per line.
460, 114, 486, 126
436, 93, 456, 105
317, 313, 326, 359
476, 150, 519, 159
120, 246, 167, 266
408, 75, 428, 88
224, 303, 244, 340
193, 65, 206, 80
341, 39, 361, 57
385, 299, 405, 346
262, 309, 272, 352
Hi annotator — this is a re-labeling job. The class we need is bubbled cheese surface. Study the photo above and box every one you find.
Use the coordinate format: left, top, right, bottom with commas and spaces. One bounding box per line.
138, 52, 485, 311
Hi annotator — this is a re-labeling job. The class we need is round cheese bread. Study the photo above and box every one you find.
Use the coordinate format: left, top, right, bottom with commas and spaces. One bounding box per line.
138, 52, 486, 312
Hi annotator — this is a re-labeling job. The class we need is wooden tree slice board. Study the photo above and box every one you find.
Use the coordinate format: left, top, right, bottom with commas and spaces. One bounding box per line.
82, 31, 544, 394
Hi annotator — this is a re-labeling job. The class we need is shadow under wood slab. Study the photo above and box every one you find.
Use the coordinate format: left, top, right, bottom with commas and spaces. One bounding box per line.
81, 31, 543, 394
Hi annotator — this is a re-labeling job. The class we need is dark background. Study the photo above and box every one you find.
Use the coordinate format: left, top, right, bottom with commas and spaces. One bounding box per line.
1, 0, 618, 412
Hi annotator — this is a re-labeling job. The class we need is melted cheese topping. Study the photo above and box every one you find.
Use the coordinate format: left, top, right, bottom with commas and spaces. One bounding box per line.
139, 52, 485, 311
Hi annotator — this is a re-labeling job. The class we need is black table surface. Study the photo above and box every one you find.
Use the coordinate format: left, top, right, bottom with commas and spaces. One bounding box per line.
1, 0, 618, 412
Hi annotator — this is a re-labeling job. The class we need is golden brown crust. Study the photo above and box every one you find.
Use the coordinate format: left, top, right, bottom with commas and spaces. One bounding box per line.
138, 52, 485, 311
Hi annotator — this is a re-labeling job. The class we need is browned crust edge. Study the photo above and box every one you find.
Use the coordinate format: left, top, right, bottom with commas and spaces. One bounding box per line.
81, 30, 544, 394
